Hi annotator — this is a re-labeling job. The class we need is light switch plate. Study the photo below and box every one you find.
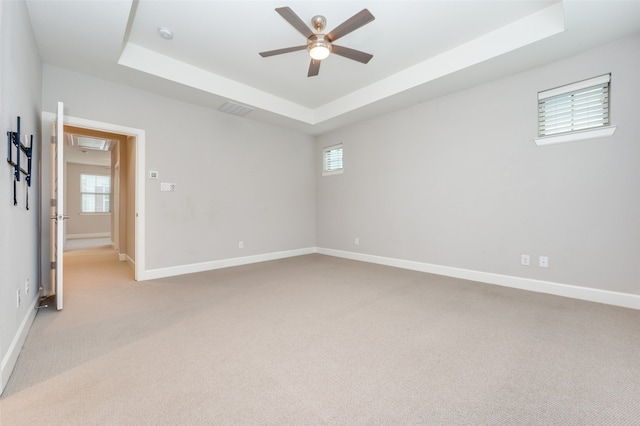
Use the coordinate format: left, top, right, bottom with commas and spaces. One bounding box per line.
161, 182, 176, 191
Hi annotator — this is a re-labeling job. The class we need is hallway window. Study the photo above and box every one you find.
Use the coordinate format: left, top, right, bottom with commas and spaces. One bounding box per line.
80, 174, 111, 213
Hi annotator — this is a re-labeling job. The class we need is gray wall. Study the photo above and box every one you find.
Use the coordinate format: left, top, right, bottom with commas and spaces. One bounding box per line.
0, 0, 42, 393
65, 163, 112, 237
42, 65, 317, 272
316, 33, 640, 295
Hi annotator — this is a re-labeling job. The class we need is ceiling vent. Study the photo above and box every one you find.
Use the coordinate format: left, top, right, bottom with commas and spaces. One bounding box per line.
218, 101, 254, 116
67, 134, 113, 151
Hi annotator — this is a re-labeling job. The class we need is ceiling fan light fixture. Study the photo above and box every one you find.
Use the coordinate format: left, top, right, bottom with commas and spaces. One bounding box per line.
308, 35, 332, 60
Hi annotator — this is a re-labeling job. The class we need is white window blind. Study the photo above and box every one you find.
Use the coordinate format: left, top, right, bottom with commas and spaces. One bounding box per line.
81, 174, 111, 213
323, 144, 343, 175
538, 74, 610, 137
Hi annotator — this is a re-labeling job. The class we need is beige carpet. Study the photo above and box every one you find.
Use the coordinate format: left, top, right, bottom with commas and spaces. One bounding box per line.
1, 250, 639, 425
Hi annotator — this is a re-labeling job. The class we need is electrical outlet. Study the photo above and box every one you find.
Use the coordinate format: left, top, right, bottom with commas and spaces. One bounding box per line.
539, 256, 549, 268
355, 237, 360, 245
521, 254, 530, 266
25, 278, 30, 295
238, 241, 244, 249
17, 289, 21, 308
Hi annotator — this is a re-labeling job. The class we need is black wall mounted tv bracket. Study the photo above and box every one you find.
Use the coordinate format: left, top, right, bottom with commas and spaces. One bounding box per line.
6, 116, 33, 209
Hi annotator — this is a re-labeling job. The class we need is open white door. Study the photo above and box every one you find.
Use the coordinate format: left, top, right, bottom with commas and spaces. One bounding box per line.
50, 102, 66, 310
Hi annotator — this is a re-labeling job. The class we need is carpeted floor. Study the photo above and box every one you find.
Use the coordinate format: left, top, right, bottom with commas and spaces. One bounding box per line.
1, 250, 639, 425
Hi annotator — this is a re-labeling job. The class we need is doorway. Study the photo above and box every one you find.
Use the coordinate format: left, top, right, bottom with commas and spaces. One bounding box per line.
40, 111, 146, 303
63, 126, 128, 258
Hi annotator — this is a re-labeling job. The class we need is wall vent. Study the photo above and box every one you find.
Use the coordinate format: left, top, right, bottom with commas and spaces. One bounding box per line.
218, 101, 254, 116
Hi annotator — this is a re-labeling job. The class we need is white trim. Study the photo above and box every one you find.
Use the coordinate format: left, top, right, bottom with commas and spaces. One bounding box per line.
1, 297, 39, 394
125, 253, 135, 269
118, 253, 127, 262
66, 232, 111, 240
534, 126, 616, 146
323, 143, 343, 151
322, 169, 344, 176
316, 248, 640, 310
119, 42, 314, 124
144, 246, 639, 310
538, 73, 610, 100
135, 133, 146, 281
144, 248, 316, 280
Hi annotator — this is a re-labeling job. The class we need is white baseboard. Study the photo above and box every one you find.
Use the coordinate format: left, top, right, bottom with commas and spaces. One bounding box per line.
66, 232, 111, 240
1, 296, 39, 395
118, 253, 135, 271
140, 246, 639, 310
317, 248, 640, 310
144, 247, 316, 280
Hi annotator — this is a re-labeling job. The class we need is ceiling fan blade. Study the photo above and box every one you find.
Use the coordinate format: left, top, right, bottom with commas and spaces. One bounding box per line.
326, 9, 375, 42
308, 59, 321, 77
259, 45, 307, 58
331, 45, 373, 64
276, 7, 314, 38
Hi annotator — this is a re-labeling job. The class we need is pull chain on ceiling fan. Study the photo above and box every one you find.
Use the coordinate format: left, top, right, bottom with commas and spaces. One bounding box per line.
259, 7, 375, 77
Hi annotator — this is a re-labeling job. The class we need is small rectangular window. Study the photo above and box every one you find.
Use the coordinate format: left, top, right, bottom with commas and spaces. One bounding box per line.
538, 74, 610, 137
323, 144, 343, 176
81, 174, 111, 213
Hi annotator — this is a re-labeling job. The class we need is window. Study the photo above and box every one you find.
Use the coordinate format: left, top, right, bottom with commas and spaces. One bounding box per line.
323, 144, 343, 176
536, 74, 615, 145
80, 174, 111, 213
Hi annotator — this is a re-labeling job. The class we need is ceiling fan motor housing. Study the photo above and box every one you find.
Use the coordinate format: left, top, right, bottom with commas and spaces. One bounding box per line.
311, 15, 327, 31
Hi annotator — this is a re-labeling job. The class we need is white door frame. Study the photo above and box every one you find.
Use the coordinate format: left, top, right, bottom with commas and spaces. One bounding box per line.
55, 113, 146, 281
64, 115, 145, 281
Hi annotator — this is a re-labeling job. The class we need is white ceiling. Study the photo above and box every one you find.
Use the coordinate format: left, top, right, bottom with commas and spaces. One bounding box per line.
25, 0, 640, 135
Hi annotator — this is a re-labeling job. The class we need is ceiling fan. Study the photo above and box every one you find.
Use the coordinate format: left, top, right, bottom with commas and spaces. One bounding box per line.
259, 7, 375, 77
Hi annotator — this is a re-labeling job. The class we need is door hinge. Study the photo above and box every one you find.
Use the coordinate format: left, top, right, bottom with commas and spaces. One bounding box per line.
50, 261, 57, 270
51, 198, 57, 207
